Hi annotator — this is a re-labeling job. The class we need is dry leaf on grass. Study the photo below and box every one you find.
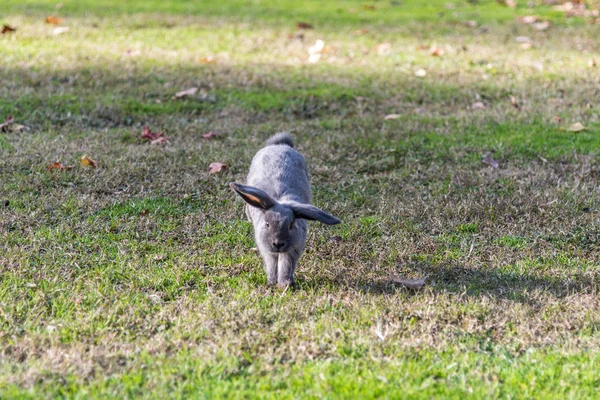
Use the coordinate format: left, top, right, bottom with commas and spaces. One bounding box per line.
80, 155, 98, 168
198, 56, 215, 64
2, 25, 16, 34
483, 152, 499, 169
471, 101, 485, 110
0, 116, 15, 132
390, 276, 426, 290
45, 15, 62, 25
518, 15, 539, 24
510, 95, 520, 110
533, 21, 551, 31
296, 21, 313, 30
376, 43, 392, 55
567, 122, 585, 132
141, 126, 169, 144
47, 162, 73, 171
201, 131, 219, 139
384, 114, 401, 120
430, 47, 444, 56
209, 162, 228, 174
140, 209, 150, 217
174, 87, 198, 99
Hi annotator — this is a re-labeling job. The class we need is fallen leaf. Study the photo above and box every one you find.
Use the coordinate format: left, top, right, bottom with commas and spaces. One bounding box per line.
533, 21, 551, 31
198, 56, 215, 64
483, 152, 499, 169
80, 155, 98, 168
45, 15, 62, 25
362, 4, 377, 10
52, 27, 69, 35
287, 32, 304, 41
414, 68, 427, 77
471, 101, 485, 110
201, 131, 219, 139
552, 115, 562, 124
174, 87, 198, 98
376, 43, 392, 55
518, 15, 539, 24
209, 162, 228, 174
353, 28, 369, 35
567, 122, 585, 132
0, 116, 14, 132
2, 25, 16, 34
296, 21, 313, 30
390, 276, 426, 290
47, 162, 74, 171
141, 126, 169, 144
497, 0, 517, 8
140, 209, 150, 217
510, 95, 520, 110
384, 114, 401, 120
430, 47, 444, 56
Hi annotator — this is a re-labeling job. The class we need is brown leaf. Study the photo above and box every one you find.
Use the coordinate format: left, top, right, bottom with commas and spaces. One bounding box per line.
174, 87, 198, 99
471, 101, 485, 110
2, 25, 16, 34
45, 15, 62, 25
567, 122, 585, 132
384, 114, 401, 120
0, 116, 14, 132
296, 21, 313, 30
483, 152, 499, 169
150, 136, 169, 145
47, 162, 73, 171
533, 21, 551, 31
140, 209, 150, 217
552, 115, 562, 124
390, 276, 426, 290
510, 95, 520, 110
517, 15, 539, 24
201, 131, 219, 139
209, 162, 228, 174
80, 154, 98, 168
362, 4, 377, 10
141, 126, 169, 144
198, 56, 215, 64
430, 47, 444, 56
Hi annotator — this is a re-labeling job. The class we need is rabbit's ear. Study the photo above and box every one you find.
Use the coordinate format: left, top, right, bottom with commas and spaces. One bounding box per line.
230, 183, 275, 210
289, 202, 341, 225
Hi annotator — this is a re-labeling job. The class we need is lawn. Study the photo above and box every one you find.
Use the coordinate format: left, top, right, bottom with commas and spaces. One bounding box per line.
1, 0, 600, 398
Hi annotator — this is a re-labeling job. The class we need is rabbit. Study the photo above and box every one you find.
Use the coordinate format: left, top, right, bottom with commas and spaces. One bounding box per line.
230, 132, 341, 287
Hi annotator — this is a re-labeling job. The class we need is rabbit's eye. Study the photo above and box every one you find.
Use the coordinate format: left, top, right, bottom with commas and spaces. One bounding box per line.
265, 222, 270, 228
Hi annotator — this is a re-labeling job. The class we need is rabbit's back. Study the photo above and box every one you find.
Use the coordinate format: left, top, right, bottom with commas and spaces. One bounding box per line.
247, 144, 311, 204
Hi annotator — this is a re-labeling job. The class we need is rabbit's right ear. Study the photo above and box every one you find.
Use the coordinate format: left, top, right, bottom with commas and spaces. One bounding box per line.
230, 183, 275, 210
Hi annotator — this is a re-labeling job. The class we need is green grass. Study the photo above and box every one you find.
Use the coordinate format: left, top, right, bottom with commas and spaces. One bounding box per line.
1, 0, 600, 398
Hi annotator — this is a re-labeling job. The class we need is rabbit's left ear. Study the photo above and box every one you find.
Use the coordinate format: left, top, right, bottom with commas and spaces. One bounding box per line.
230, 183, 275, 210
289, 202, 341, 225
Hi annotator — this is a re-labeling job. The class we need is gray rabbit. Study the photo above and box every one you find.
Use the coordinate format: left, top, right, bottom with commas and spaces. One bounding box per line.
231, 133, 341, 287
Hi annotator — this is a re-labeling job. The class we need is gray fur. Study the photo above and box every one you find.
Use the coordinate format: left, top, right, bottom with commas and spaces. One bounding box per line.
231, 134, 341, 287
266, 132, 294, 148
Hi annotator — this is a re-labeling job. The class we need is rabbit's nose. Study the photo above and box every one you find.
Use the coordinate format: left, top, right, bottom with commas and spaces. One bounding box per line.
273, 241, 285, 250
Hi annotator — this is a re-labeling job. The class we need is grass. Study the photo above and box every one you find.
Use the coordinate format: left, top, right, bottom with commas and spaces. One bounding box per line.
1, 0, 600, 398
